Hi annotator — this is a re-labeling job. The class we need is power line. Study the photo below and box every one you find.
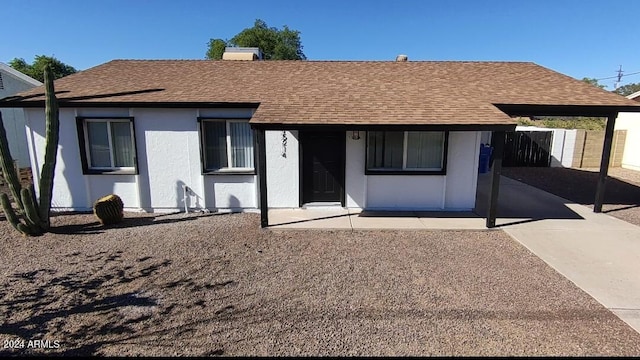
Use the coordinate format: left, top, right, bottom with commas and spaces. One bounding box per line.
614, 65, 623, 89
596, 70, 640, 81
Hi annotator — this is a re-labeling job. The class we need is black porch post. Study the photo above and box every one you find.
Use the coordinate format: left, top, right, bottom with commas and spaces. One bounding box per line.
486, 131, 505, 228
594, 113, 618, 213
256, 128, 268, 227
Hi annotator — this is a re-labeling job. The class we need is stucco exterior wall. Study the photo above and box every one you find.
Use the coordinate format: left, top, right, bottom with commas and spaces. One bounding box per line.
615, 112, 640, 171
25, 107, 257, 212
346, 131, 481, 211
444, 131, 481, 210
266, 130, 299, 208
0, 68, 41, 168
345, 134, 366, 208
25, 106, 483, 213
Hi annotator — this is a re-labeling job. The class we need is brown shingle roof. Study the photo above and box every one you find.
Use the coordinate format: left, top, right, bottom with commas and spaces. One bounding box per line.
2, 60, 638, 126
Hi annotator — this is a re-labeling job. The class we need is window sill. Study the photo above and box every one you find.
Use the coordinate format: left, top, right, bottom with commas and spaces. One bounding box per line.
84, 169, 138, 175
203, 169, 256, 175
365, 169, 446, 176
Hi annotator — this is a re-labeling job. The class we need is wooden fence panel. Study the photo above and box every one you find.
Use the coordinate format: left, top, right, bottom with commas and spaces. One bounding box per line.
503, 131, 552, 167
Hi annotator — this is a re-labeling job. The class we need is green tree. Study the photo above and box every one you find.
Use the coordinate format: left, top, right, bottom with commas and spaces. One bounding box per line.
8, 55, 77, 82
206, 39, 228, 60
206, 19, 306, 60
582, 77, 606, 89
613, 83, 640, 97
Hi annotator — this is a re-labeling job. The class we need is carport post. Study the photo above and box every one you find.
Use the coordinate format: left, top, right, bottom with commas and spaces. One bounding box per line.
594, 113, 618, 213
486, 131, 505, 228
256, 128, 268, 227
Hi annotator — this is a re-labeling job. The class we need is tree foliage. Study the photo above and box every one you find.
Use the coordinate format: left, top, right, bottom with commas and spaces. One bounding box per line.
206, 39, 228, 61
581, 77, 640, 97
206, 19, 306, 60
613, 82, 640, 97
9, 55, 76, 82
581, 77, 606, 89
517, 116, 606, 130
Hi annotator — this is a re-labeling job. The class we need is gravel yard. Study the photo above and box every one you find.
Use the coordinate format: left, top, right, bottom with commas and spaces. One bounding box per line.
0, 212, 639, 356
502, 167, 640, 226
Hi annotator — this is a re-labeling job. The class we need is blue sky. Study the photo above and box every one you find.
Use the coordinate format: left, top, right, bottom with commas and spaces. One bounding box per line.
2, 0, 638, 88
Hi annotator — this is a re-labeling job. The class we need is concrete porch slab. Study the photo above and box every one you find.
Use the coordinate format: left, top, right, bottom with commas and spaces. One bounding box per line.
350, 212, 426, 229
269, 209, 491, 230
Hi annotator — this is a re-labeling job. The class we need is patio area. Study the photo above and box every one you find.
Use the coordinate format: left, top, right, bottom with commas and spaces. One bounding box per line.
268, 208, 488, 230
268, 173, 584, 230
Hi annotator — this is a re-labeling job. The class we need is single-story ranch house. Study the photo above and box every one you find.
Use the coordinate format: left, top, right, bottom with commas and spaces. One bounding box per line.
1, 52, 638, 227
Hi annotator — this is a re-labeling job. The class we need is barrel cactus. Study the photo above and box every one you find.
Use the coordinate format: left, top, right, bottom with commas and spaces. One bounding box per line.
93, 194, 124, 225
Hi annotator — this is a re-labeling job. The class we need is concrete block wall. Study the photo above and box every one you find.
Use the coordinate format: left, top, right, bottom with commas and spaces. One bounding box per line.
572, 129, 626, 168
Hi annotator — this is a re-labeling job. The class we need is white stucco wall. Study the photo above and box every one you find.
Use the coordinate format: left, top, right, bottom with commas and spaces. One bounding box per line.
266, 130, 299, 208
345, 134, 366, 208
444, 131, 481, 210
25, 107, 257, 212
0, 68, 41, 168
615, 112, 640, 171
479, 131, 492, 146
559, 130, 576, 168
25, 108, 88, 210
24, 107, 484, 213
346, 131, 481, 211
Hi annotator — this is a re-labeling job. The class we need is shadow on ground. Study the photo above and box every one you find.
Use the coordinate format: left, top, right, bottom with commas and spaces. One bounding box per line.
0, 249, 232, 356
49, 212, 237, 235
474, 172, 584, 224
502, 167, 640, 207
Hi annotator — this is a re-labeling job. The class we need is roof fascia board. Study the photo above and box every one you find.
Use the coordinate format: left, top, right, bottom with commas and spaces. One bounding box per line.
0, 63, 42, 86
0, 100, 260, 109
495, 104, 640, 117
627, 91, 640, 100
250, 123, 516, 132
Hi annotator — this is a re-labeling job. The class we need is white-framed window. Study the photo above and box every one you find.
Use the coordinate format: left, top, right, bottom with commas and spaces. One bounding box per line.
366, 131, 447, 173
200, 119, 254, 172
80, 117, 136, 172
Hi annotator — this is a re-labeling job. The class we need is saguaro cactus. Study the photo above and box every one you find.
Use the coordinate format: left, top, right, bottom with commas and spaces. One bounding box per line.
0, 64, 59, 235
37, 62, 60, 229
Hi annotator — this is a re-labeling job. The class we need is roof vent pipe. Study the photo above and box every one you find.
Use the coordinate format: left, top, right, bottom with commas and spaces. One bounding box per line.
396, 54, 408, 62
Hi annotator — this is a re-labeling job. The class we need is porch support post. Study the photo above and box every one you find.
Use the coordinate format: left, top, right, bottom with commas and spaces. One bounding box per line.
486, 131, 505, 228
594, 113, 618, 213
256, 128, 268, 227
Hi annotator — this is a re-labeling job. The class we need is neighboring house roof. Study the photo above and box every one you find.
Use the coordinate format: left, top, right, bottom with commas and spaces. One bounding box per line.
1, 60, 638, 127
627, 90, 640, 101
0, 62, 42, 87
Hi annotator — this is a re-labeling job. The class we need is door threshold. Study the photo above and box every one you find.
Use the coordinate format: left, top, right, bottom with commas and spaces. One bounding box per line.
302, 202, 343, 209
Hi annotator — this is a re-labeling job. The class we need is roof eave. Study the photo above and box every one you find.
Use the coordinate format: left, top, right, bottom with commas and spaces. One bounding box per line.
0, 63, 42, 87
250, 122, 517, 132
0, 100, 261, 109
495, 104, 640, 117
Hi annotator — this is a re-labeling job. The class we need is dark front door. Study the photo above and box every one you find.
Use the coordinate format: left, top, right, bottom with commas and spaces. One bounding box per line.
301, 131, 345, 204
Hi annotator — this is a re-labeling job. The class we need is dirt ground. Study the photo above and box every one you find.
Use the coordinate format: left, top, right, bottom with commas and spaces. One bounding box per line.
0, 212, 639, 356
502, 167, 640, 226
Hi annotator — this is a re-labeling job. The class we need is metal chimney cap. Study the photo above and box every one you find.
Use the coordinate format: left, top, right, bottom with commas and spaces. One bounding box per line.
396, 54, 408, 62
